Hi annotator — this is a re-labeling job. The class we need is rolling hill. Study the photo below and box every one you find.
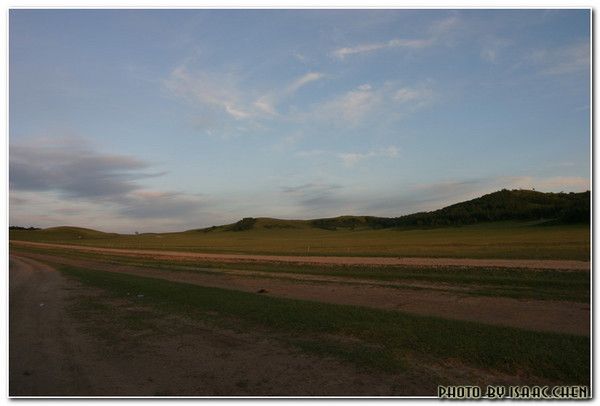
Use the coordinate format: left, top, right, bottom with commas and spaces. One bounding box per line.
9, 226, 119, 241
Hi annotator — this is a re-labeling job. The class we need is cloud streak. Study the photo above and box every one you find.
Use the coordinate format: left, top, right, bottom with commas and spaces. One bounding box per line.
287, 72, 324, 94
10, 140, 153, 198
331, 38, 433, 59
331, 15, 460, 60
252, 72, 325, 117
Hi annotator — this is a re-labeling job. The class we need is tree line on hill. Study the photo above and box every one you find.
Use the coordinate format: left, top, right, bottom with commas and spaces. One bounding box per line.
362, 189, 590, 229
9, 226, 41, 231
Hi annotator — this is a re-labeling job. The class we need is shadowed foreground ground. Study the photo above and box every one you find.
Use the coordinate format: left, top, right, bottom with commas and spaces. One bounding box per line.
10, 253, 589, 396
11, 255, 434, 396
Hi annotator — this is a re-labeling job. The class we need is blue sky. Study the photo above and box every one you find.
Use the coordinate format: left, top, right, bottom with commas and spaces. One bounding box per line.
9, 9, 590, 232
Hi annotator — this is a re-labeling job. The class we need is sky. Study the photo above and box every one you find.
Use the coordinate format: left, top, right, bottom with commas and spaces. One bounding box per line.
9, 9, 591, 233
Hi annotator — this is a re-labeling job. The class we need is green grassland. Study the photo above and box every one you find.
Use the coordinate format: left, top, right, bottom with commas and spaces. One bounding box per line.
55, 263, 589, 384
10, 220, 590, 260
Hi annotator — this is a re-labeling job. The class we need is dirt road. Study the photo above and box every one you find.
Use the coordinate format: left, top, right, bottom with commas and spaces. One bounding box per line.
10, 240, 590, 270
15, 252, 590, 336
10, 255, 94, 395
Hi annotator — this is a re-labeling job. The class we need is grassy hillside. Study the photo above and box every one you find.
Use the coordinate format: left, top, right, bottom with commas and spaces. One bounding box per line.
26, 226, 119, 240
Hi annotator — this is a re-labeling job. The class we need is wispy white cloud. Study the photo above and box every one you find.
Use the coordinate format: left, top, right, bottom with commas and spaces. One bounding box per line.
287, 72, 324, 93
316, 83, 383, 125
479, 37, 511, 63
304, 82, 437, 128
393, 85, 435, 107
253, 95, 278, 116
165, 65, 253, 120
165, 64, 325, 126
529, 42, 589, 75
167, 55, 437, 132
254, 72, 325, 116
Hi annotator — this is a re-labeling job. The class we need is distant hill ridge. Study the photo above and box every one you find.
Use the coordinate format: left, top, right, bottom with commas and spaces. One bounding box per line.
206, 189, 590, 232
10, 189, 590, 234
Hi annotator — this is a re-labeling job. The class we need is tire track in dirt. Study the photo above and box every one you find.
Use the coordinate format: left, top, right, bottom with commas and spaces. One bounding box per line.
10, 240, 590, 270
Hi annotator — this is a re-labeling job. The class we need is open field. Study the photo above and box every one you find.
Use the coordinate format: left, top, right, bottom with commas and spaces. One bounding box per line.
9, 221, 591, 260
10, 244, 591, 303
10, 238, 591, 396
